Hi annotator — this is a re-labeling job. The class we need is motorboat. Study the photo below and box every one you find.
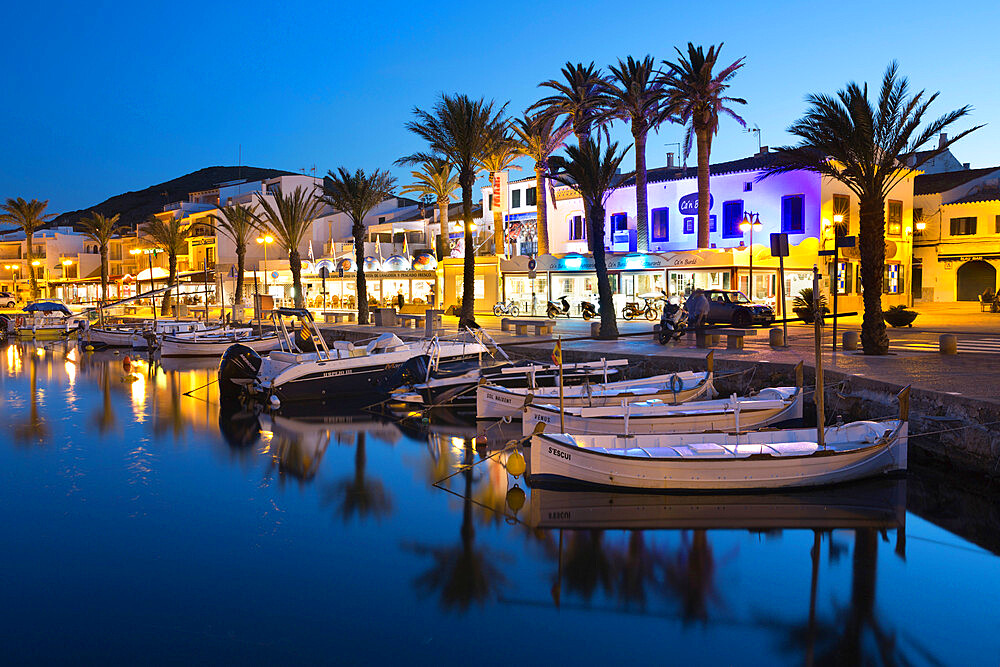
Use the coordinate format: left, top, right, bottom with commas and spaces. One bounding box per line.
527, 388, 909, 491
476, 364, 715, 419
15, 301, 79, 340
521, 385, 803, 436
218, 308, 487, 405
160, 327, 280, 357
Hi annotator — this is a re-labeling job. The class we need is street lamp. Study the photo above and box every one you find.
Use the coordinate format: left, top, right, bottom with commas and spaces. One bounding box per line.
256, 234, 274, 292
739, 212, 763, 299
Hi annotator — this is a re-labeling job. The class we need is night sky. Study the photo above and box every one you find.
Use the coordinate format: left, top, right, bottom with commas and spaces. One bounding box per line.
3, 0, 997, 214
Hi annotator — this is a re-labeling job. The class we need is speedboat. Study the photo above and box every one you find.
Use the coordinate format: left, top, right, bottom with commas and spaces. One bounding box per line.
16, 301, 79, 340
218, 308, 487, 406
160, 327, 280, 357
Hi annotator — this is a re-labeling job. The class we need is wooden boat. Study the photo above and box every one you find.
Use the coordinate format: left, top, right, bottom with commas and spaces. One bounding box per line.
522, 385, 803, 436
160, 328, 280, 357
527, 388, 909, 491
86, 320, 214, 349
477, 364, 715, 419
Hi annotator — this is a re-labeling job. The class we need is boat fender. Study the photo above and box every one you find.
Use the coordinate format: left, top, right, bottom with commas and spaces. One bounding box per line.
122, 355, 132, 374
269, 395, 281, 410
16, 316, 24, 328
505, 451, 526, 478
670, 373, 682, 401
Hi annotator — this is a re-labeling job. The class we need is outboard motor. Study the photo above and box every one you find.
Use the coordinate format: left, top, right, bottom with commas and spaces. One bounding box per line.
218, 343, 263, 401
376, 354, 431, 395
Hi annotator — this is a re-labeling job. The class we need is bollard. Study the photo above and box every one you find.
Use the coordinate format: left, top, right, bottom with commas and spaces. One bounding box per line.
590, 322, 601, 338
768, 327, 784, 348
842, 331, 859, 351
940, 334, 958, 355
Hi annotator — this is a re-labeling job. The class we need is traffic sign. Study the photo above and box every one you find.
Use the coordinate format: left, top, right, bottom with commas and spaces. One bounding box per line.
527, 257, 537, 271
318, 266, 330, 279
271, 271, 278, 279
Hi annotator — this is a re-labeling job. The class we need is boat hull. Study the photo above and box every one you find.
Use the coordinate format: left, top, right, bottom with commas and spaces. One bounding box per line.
528, 421, 907, 491
17, 326, 77, 340
161, 334, 280, 357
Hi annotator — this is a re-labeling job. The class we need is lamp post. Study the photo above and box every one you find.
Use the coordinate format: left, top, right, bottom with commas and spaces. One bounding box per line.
256, 234, 274, 293
739, 212, 763, 300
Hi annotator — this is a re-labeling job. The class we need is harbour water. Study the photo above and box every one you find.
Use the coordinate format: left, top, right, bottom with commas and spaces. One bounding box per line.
2, 340, 998, 664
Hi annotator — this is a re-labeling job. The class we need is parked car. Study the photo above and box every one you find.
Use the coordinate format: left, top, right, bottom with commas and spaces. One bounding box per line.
702, 289, 775, 327
0, 291, 17, 308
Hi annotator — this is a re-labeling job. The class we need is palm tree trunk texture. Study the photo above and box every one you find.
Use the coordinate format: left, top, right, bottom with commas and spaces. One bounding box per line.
459, 171, 476, 328
354, 223, 369, 325
437, 199, 449, 262
574, 129, 596, 254
535, 164, 549, 255
858, 198, 889, 354
26, 231, 38, 300
591, 203, 618, 339
162, 254, 176, 316
634, 129, 649, 253
100, 246, 109, 304
696, 128, 712, 249
288, 248, 304, 309
235, 247, 245, 304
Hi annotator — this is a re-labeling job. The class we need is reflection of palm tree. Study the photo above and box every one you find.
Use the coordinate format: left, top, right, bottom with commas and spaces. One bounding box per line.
615, 531, 663, 610
409, 439, 505, 610
14, 352, 47, 443
93, 365, 116, 433
664, 529, 718, 623
561, 530, 615, 602
327, 433, 392, 521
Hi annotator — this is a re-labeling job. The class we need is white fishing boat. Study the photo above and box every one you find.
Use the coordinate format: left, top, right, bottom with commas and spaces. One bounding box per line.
476, 355, 715, 419
160, 328, 280, 357
522, 385, 803, 436
86, 319, 214, 349
528, 388, 909, 491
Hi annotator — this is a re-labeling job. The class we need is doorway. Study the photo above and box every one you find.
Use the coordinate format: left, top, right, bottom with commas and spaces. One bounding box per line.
956, 260, 995, 301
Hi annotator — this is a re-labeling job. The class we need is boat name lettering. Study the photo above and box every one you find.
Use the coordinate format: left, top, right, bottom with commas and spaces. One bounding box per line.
548, 446, 571, 461
547, 511, 571, 520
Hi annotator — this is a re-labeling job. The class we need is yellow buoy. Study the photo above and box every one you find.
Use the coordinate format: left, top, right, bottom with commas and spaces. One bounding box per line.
506, 485, 526, 513
506, 450, 526, 478
84, 345, 95, 351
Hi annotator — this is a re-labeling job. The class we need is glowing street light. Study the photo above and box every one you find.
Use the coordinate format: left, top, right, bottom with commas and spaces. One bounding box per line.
739, 211, 763, 299
256, 234, 274, 291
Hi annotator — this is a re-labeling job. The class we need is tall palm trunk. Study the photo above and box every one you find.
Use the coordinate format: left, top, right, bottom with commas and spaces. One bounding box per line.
25, 230, 38, 300
437, 199, 449, 261
234, 245, 246, 304
354, 222, 369, 324
696, 127, 712, 249
574, 128, 595, 253
591, 202, 618, 339
289, 248, 304, 309
858, 198, 889, 354
459, 170, 476, 328
99, 246, 109, 304
535, 164, 549, 255
634, 129, 649, 252
162, 253, 176, 316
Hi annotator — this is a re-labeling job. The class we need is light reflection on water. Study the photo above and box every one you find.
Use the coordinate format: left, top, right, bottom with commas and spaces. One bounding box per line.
1, 339, 998, 664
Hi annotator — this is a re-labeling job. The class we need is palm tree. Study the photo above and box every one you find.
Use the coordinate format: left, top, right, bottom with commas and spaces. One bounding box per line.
398, 158, 459, 261
479, 132, 522, 256
532, 62, 610, 252
400, 94, 508, 327
0, 198, 55, 299
140, 215, 191, 315
318, 168, 397, 325
209, 204, 259, 308
253, 186, 323, 309
602, 56, 675, 253
512, 112, 572, 256
78, 212, 123, 308
761, 62, 980, 355
549, 139, 631, 339
661, 43, 746, 249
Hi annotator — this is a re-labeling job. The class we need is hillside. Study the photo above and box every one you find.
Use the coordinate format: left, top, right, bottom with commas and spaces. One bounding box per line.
51, 166, 297, 229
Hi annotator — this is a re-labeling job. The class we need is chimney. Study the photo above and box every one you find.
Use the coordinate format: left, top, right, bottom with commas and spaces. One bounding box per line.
964, 162, 971, 170
758, 146, 769, 155
939, 133, 948, 149
665, 152, 675, 168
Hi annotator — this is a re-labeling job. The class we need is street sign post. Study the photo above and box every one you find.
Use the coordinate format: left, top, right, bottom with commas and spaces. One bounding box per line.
770, 233, 790, 347
318, 266, 330, 311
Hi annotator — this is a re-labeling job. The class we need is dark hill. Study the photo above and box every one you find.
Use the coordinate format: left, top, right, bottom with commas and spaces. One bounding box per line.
51, 166, 297, 229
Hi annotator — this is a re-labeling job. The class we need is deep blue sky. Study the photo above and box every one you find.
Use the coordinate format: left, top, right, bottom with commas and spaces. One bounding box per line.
3, 0, 998, 215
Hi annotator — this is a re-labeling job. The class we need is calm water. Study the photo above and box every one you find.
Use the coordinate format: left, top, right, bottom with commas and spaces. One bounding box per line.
1, 340, 997, 665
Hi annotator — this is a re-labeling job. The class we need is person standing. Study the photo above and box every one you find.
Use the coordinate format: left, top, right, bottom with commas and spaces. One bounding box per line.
686, 289, 710, 329
396, 290, 405, 311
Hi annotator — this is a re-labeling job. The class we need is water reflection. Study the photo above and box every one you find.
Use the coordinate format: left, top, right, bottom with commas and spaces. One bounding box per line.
14, 348, 47, 443
326, 432, 393, 521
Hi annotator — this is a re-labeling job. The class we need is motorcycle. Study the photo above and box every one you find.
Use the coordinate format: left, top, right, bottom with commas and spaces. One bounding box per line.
657, 301, 688, 344
546, 296, 571, 319
580, 300, 597, 321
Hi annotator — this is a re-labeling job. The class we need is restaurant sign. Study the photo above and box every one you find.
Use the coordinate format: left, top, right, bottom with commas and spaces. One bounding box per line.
678, 192, 713, 215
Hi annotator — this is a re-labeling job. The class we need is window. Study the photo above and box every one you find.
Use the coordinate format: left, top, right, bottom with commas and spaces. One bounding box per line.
832, 194, 851, 237
611, 212, 628, 231
950, 217, 977, 236
709, 215, 717, 233
722, 200, 744, 238
525, 187, 536, 206
995, 215, 1000, 234
683, 217, 694, 234
887, 200, 902, 235
743, 181, 753, 192
520, 240, 538, 256
378, 216, 386, 224
781, 195, 805, 233
569, 215, 586, 240
835, 261, 853, 295
651, 207, 669, 241
883, 263, 902, 294
511, 189, 521, 209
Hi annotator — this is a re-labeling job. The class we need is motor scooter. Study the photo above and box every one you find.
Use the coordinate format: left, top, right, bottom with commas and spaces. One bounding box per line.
546, 296, 571, 319
657, 301, 688, 344
580, 300, 597, 321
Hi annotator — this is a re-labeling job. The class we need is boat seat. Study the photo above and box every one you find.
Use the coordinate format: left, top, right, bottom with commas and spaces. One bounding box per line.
766, 441, 819, 456
269, 350, 317, 363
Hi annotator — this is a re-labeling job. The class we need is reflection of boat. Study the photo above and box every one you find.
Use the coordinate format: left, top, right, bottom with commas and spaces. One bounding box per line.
529, 477, 907, 530
477, 369, 715, 419
160, 329, 280, 357
522, 384, 802, 436
529, 391, 909, 491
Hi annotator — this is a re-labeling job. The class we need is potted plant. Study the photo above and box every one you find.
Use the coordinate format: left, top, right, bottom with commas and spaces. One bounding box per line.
884, 304, 918, 327
793, 287, 829, 324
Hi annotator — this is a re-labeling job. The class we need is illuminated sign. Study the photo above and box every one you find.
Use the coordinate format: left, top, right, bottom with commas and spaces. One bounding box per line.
678, 192, 713, 215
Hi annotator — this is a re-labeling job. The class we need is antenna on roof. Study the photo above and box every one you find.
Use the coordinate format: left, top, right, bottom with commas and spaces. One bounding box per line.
747, 126, 761, 152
